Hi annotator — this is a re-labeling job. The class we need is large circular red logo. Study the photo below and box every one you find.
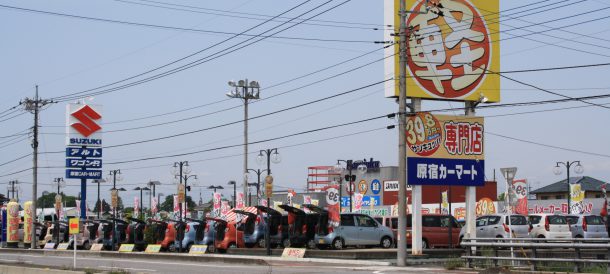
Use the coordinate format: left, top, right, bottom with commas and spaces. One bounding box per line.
406, 0, 491, 99
406, 112, 442, 156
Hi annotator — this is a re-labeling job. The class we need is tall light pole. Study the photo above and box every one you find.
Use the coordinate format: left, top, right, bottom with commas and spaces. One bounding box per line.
52, 177, 65, 245
334, 160, 367, 212
227, 79, 261, 205
92, 179, 106, 219
107, 169, 123, 251
554, 161, 584, 214
256, 148, 281, 256
247, 169, 267, 206
173, 161, 197, 253
228, 181, 237, 208
147, 181, 161, 210
133, 187, 150, 219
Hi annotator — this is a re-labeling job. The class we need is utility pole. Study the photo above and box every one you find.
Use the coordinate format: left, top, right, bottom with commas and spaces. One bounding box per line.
227, 79, 261, 206
21, 85, 53, 249
396, 0, 408, 266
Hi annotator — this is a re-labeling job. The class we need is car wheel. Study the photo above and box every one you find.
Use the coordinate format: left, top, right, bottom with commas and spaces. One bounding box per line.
306, 240, 317, 249
380, 236, 392, 249
332, 238, 344, 250
82, 241, 91, 250
186, 243, 193, 252
207, 244, 216, 253
257, 238, 266, 248
282, 238, 290, 248
421, 239, 429, 249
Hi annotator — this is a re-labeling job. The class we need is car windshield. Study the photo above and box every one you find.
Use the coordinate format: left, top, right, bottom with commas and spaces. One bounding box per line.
565, 216, 579, 225
548, 215, 567, 225
507, 215, 527, 225
585, 216, 604, 225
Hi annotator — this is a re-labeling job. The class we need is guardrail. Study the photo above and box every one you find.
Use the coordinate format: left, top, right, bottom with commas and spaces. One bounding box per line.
461, 238, 610, 272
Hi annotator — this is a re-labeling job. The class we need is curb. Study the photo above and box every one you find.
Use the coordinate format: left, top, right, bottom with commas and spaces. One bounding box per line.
0, 248, 392, 266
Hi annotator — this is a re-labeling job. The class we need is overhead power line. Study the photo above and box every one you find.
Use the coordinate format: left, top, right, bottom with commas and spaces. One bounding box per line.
50, 0, 352, 102
114, 0, 388, 30
0, 4, 380, 44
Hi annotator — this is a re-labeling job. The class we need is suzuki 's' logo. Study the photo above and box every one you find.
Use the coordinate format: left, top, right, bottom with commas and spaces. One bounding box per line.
71, 105, 101, 137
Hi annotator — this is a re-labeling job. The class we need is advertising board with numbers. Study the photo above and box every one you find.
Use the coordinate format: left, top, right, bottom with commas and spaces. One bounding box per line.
406, 113, 484, 186
384, 0, 500, 102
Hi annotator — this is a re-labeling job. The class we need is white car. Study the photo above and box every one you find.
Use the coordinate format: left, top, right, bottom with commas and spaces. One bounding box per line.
565, 215, 608, 239
528, 214, 571, 239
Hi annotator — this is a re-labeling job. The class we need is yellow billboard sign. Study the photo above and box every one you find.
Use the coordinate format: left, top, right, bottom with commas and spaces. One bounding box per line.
69, 218, 79, 235
384, 0, 500, 102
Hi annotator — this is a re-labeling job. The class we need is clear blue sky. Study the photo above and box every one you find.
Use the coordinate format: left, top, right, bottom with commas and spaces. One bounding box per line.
1, 0, 609, 206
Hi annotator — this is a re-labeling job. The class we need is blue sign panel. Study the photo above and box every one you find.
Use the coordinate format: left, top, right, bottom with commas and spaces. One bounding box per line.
370, 179, 381, 195
407, 158, 484, 186
66, 169, 102, 180
66, 159, 102, 169
362, 195, 381, 206
66, 147, 102, 158
1, 208, 6, 243
341, 195, 381, 207
341, 196, 350, 207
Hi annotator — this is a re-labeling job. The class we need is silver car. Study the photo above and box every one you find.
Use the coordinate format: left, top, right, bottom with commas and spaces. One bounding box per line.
315, 213, 394, 250
460, 214, 530, 240
529, 214, 571, 239
565, 215, 608, 239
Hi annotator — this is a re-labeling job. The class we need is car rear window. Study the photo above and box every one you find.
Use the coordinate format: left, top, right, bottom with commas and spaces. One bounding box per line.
565, 216, 579, 225
548, 215, 567, 225
488, 216, 501, 225
422, 216, 440, 227
507, 215, 527, 225
529, 216, 541, 224
585, 216, 604, 225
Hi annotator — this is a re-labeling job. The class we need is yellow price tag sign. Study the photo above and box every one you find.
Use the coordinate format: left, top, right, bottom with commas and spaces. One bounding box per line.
69, 218, 79, 235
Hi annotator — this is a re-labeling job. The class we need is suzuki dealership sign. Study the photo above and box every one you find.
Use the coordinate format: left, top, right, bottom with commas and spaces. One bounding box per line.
384, 0, 500, 102
65, 103, 103, 180
407, 113, 484, 186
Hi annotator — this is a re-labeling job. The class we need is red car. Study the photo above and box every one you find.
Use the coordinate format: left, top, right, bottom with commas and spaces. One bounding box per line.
376, 214, 461, 249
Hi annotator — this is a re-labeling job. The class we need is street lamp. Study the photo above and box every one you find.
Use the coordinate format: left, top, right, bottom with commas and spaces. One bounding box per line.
92, 178, 106, 218
133, 186, 150, 218
227, 79, 261, 205
554, 161, 584, 214
246, 169, 268, 206
207, 185, 224, 217
52, 178, 65, 245
256, 148, 281, 256
147, 180, 161, 210
334, 160, 367, 212
228, 181, 237, 208
247, 182, 258, 206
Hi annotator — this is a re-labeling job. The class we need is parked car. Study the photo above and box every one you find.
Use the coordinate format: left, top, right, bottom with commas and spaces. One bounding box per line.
314, 213, 394, 250
565, 214, 608, 238
255, 206, 289, 248
528, 214, 571, 239
378, 215, 462, 249
233, 210, 264, 248
459, 214, 529, 243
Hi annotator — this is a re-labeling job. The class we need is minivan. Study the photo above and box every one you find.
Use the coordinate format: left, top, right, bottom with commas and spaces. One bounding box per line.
314, 213, 394, 250
377, 215, 460, 249
565, 215, 608, 239
529, 214, 571, 239
459, 214, 529, 243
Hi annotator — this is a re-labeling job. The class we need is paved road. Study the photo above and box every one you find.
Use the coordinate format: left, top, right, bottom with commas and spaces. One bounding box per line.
0, 253, 475, 274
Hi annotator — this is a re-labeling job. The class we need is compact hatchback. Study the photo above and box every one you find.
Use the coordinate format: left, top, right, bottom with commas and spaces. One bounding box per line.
565, 215, 608, 239
460, 214, 530, 242
315, 213, 394, 250
529, 214, 571, 239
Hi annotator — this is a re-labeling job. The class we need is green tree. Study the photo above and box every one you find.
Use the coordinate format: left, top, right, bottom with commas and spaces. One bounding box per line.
159, 195, 196, 212
37, 192, 77, 208
94, 199, 111, 213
